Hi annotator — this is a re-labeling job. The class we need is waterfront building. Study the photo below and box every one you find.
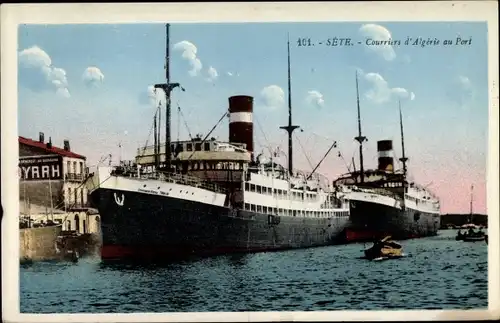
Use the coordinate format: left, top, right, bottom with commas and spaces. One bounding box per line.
19, 132, 100, 234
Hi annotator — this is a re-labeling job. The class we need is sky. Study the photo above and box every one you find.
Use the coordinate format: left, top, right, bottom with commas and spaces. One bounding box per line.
17, 22, 489, 214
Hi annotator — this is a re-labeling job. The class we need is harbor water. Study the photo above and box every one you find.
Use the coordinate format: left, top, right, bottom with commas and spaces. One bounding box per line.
20, 230, 488, 313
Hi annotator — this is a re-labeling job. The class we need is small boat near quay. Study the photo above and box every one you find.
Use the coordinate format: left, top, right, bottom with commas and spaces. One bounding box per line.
456, 227, 487, 242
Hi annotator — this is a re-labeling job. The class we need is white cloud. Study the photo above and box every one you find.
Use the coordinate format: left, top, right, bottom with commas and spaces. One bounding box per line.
173, 40, 203, 77
359, 24, 396, 61
19, 46, 52, 68
56, 87, 71, 98
260, 85, 285, 109
207, 66, 218, 82
18, 45, 70, 98
146, 85, 167, 107
447, 75, 474, 106
457, 75, 472, 90
83, 66, 104, 87
306, 90, 325, 108
363, 72, 414, 104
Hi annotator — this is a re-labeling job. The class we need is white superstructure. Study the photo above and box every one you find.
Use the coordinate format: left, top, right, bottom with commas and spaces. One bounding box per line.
241, 157, 350, 219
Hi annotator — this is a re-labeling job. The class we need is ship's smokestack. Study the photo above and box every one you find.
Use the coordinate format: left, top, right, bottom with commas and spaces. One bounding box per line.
228, 95, 254, 153
377, 140, 394, 172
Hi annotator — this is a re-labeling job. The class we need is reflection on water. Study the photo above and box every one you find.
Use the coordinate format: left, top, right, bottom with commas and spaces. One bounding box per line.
20, 230, 488, 313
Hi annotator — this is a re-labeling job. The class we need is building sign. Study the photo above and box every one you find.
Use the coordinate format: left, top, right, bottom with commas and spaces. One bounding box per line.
19, 156, 63, 181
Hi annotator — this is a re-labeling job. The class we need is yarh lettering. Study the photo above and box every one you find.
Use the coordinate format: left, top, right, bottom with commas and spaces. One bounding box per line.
19, 164, 61, 180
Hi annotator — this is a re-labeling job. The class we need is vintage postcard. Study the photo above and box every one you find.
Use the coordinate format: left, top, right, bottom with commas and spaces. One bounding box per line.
1, 2, 499, 322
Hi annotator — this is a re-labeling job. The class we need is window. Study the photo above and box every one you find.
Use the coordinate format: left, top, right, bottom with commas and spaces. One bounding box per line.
195, 143, 202, 151
74, 189, 77, 206
257, 205, 262, 212
250, 184, 255, 192
80, 188, 84, 206
244, 203, 249, 210
245, 183, 249, 191
204, 142, 210, 151
186, 143, 193, 151
250, 204, 256, 211
79, 162, 83, 174
263, 206, 268, 213
67, 161, 71, 174
68, 188, 72, 204
257, 186, 262, 194
73, 161, 77, 174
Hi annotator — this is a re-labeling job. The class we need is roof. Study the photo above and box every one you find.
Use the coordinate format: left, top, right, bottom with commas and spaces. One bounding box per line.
19, 136, 86, 160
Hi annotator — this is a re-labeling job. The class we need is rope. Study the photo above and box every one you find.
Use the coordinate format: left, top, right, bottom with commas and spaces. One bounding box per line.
185, 110, 229, 161
178, 104, 193, 140
293, 133, 315, 170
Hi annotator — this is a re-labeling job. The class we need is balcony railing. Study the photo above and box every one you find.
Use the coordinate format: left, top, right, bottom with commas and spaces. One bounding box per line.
66, 173, 84, 181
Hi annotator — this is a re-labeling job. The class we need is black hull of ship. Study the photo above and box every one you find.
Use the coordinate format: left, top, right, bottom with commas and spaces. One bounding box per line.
344, 199, 440, 242
90, 188, 349, 261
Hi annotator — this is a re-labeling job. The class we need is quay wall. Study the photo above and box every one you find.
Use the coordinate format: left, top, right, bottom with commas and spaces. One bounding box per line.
20, 225, 62, 262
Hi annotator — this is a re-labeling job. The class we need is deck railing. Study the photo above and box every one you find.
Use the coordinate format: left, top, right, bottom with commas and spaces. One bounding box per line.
114, 169, 227, 194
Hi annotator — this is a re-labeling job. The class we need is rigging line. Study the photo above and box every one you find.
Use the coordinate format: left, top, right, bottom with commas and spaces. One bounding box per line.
177, 104, 182, 141
293, 133, 315, 170
141, 103, 162, 157
178, 103, 194, 140
253, 114, 271, 148
186, 110, 229, 161
337, 151, 352, 174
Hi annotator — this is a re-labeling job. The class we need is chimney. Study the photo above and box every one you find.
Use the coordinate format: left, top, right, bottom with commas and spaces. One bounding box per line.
39, 132, 45, 143
63, 139, 70, 151
377, 140, 394, 172
47, 137, 52, 149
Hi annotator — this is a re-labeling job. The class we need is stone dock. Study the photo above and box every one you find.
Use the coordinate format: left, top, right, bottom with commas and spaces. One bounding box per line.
20, 202, 102, 263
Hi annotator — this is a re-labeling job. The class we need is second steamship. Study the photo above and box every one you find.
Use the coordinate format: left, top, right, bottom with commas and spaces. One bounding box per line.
334, 73, 441, 242
86, 25, 350, 261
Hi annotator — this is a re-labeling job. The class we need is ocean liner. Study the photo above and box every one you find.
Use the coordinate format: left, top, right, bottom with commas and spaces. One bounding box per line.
334, 73, 441, 242
86, 25, 350, 261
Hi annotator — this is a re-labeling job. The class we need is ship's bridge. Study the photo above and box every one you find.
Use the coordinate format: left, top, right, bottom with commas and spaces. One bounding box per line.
136, 138, 252, 186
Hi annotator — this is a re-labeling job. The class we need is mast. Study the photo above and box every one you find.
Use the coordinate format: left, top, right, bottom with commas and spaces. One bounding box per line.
154, 109, 158, 169
165, 23, 170, 170
279, 34, 300, 177
158, 100, 162, 167
155, 23, 183, 172
399, 100, 408, 188
354, 71, 367, 183
470, 184, 474, 223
